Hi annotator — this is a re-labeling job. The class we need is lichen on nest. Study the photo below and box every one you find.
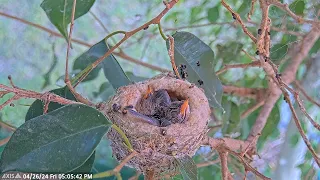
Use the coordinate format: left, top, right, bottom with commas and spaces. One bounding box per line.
102, 72, 211, 177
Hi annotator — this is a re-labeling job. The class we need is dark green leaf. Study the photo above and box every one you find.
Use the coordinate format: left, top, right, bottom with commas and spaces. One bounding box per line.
221, 96, 231, 127
72, 152, 95, 173
41, 0, 95, 40
164, 11, 183, 22
207, 6, 219, 23
101, 45, 131, 89
190, 7, 202, 24
175, 155, 198, 180
289, 134, 300, 147
25, 86, 76, 121
269, 6, 285, 19
72, 39, 131, 88
297, 162, 313, 179
0, 104, 111, 173
270, 43, 288, 61
167, 31, 223, 108
237, 1, 250, 18
93, 82, 115, 101
126, 72, 148, 82
309, 38, 320, 55
42, 44, 58, 89
257, 105, 280, 148
224, 102, 240, 134
289, 0, 305, 16
216, 42, 243, 63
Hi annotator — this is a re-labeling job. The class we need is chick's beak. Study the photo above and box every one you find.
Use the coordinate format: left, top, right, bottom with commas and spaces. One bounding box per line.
179, 99, 189, 119
144, 85, 154, 99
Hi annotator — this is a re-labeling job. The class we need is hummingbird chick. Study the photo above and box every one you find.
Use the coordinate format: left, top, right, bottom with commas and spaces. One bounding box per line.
142, 86, 190, 126
139, 86, 171, 116
126, 85, 190, 127
158, 99, 190, 124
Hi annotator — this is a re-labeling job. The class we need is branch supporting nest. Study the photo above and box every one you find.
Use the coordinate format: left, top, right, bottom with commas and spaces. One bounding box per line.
0, 82, 80, 112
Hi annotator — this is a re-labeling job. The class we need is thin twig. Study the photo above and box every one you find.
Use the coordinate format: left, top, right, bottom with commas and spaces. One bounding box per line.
223, 85, 265, 99
218, 151, 230, 180
227, 149, 270, 180
284, 91, 320, 166
204, 137, 270, 180
0, 120, 17, 132
63, 0, 93, 105
164, 22, 231, 31
0, 136, 11, 146
65, 0, 77, 84
197, 159, 220, 168
221, 0, 257, 43
293, 92, 320, 131
72, 0, 180, 89
167, 35, 181, 79
0, 84, 80, 111
128, 172, 141, 180
241, 100, 265, 119
0, 95, 19, 110
216, 61, 261, 75
93, 151, 138, 179
0, 11, 169, 73
89, 11, 110, 33
248, 21, 303, 36
268, 0, 320, 25
247, 0, 257, 20
294, 81, 320, 108
7, 76, 16, 88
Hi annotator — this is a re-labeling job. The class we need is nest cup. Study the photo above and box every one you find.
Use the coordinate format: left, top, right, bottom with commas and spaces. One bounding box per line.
103, 73, 211, 177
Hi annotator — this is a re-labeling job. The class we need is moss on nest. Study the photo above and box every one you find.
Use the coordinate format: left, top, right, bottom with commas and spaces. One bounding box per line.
103, 72, 211, 177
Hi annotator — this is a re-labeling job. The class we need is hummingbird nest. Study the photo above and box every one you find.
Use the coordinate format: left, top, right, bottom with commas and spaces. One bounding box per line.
103, 73, 211, 178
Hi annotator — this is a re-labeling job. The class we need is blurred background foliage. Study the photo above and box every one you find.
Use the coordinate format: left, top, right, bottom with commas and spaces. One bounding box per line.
0, 0, 319, 179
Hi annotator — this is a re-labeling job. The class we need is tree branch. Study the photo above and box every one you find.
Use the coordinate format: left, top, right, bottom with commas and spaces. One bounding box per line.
268, 0, 320, 25
216, 61, 261, 75
93, 151, 138, 179
167, 35, 181, 79
73, 0, 179, 87
0, 83, 80, 111
203, 137, 270, 180
0, 11, 169, 73
223, 85, 265, 99
221, 0, 257, 43
294, 80, 320, 108
218, 151, 230, 180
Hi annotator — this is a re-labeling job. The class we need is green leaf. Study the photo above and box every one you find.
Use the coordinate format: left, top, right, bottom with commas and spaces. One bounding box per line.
190, 7, 202, 24
41, 0, 95, 40
309, 38, 320, 55
270, 43, 288, 61
257, 105, 280, 148
289, 134, 300, 147
289, 0, 305, 16
225, 102, 240, 134
25, 86, 76, 121
167, 31, 223, 108
126, 72, 148, 82
175, 155, 198, 180
72, 39, 131, 88
207, 6, 219, 23
297, 162, 313, 178
72, 152, 95, 173
42, 44, 58, 89
93, 82, 115, 101
216, 42, 244, 63
237, 1, 250, 18
0, 104, 111, 173
164, 11, 183, 22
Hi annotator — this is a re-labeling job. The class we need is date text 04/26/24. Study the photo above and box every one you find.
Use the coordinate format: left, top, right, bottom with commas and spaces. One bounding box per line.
1, 172, 93, 180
